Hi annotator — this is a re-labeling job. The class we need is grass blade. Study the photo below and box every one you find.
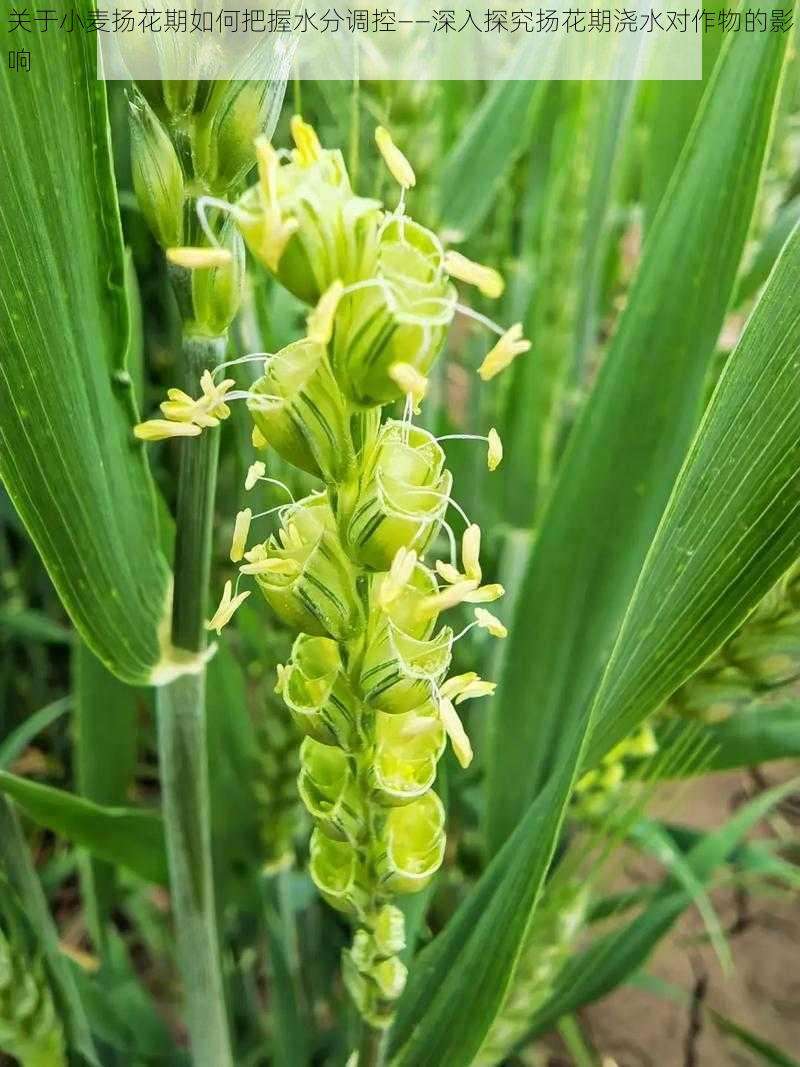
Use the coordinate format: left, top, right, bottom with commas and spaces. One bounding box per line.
502, 83, 620, 515
629, 820, 731, 974
0, 697, 71, 771
0, 2, 170, 684
639, 0, 725, 228
390, 96, 799, 1067
205, 644, 262, 899
487, 18, 792, 851
70, 930, 178, 1062
387, 763, 576, 1066
262, 871, 310, 1067
708, 1008, 800, 1066
0, 771, 167, 884
436, 79, 544, 238
656, 822, 800, 890
587, 220, 800, 763
651, 701, 800, 777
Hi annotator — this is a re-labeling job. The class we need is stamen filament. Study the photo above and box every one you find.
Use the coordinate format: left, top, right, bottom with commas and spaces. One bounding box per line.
213, 353, 274, 376
410, 486, 472, 530
436, 434, 488, 445
256, 477, 295, 502
224, 389, 284, 408
252, 503, 292, 522
196, 195, 236, 249
426, 297, 506, 337
453, 621, 479, 643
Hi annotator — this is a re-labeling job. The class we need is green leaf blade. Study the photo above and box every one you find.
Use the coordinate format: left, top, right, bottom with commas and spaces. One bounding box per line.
0, 8, 170, 685
487, 20, 793, 852
0, 770, 167, 885
588, 221, 800, 762
388, 764, 575, 1067
652, 701, 800, 777
436, 78, 543, 238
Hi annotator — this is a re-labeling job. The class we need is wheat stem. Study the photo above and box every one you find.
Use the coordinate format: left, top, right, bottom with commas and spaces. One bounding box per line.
171, 336, 226, 650
157, 333, 233, 1067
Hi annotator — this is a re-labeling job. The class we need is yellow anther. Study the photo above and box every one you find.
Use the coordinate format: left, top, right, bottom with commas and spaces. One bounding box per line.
279, 520, 304, 551
462, 524, 482, 583
454, 678, 496, 704
417, 579, 478, 619
166, 246, 232, 269
438, 697, 473, 769
626, 724, 658, 758
230, 508, 252, 563
478, 323, 531, 382
252, 425, 268, 450
133, 419, 203, 441
155, 374, 229, 431
259, 214, 298, 273
239, 555, 301, 577
245, 460, 266, 491
435, 526, 484, 588
435, 559, 462, 585
440, 673, 496, 705
307, 280, 344, 345
392, 547, 418, 581
199, 370, 235, 420
206, 580, 250, 635
198, 369, 216, 396
433, 528, 502, 603
397, 715, 442, 741
598, 763, 625, 790
375, 126, 416, 190
155, 371, 236, 430
439, 672, 479, 700
465, 583, 505, 604
574, 769, 598, 794
443, 250, 505, 299
474, 607, 508, 638
379, 547, 418, 610
159, 388, 198, 422
250, 134, 300, 271
389, 362, 428, 412
487, 427, 503, 471
291, 115, 323, 167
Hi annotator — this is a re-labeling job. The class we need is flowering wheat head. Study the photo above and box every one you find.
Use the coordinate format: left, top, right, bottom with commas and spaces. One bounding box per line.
136, 118, 530, 1026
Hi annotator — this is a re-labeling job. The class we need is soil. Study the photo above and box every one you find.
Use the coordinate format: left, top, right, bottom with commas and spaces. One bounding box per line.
548, 764, 800, 1066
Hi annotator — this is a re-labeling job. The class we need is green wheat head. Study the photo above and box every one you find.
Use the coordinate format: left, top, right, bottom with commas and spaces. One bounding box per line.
133, 116, 529, 1027
666, 558, 800, 721
475, 879, 589, 1065
0, 907, 65, 1067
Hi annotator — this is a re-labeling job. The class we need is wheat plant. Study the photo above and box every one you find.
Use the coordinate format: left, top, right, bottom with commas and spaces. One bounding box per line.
0, 5, 799, 1067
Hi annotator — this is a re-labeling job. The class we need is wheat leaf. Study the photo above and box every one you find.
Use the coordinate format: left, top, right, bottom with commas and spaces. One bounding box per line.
487, 16, 793, 851
0, 771, 167, 885
0, 2, 170, 685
